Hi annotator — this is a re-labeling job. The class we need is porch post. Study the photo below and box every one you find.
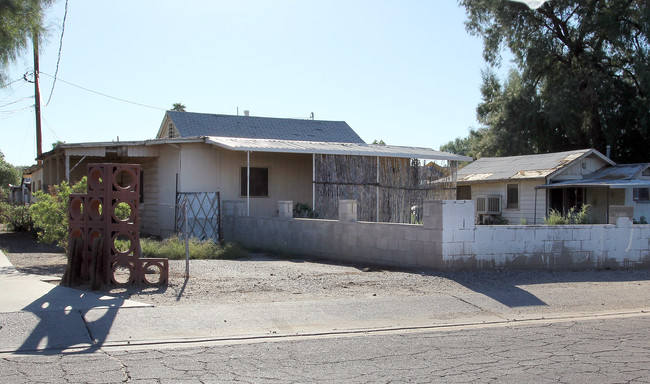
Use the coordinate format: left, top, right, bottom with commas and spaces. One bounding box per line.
312, 153, 316, 213
55, 154, 60, 184
376, 156, 380, 222
606, 186, 610, 224
246, 151, 250, 217
65, 154, 70, 182
534, 187, 538, 225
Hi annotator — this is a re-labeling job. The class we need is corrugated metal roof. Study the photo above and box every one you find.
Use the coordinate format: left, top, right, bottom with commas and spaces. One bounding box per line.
167, 111, 365, 144
457, 149, 604, 183
537, 163, 650, 189
38, 137, 472, 162
205, 136, 473, 161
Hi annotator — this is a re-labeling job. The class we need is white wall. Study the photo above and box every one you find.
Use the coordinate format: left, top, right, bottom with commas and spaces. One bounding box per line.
217, 149, 313, 217
148, 143, 314, 237
153, 145, 181, 237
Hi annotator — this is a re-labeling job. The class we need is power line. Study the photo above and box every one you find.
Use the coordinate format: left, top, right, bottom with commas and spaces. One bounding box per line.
0, 96, 33, 109
0, 79, 28, 103
45, 0, 69, 106
41, 116, 61, 141
0, 77, 25, 90
39, 72, 167, 111
0, 105, 33, 119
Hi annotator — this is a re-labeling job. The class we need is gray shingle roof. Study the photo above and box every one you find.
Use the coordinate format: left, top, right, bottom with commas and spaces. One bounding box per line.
166, 111, 365, 144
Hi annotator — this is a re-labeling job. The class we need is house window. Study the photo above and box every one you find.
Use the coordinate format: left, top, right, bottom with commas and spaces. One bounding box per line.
634, 188, 649, 202
240, 167, 269, 197
457, 185, 471, 200
506, 183, 519, 209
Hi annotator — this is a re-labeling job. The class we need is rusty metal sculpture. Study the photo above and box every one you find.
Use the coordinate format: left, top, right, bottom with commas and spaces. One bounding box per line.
65, 163, 168, 288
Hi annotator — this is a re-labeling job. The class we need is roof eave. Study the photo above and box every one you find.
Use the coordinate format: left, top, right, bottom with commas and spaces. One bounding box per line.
204, 137, 472, 161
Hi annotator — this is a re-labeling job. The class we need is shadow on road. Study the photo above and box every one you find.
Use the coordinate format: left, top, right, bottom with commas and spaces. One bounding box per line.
423, 268, 650, 308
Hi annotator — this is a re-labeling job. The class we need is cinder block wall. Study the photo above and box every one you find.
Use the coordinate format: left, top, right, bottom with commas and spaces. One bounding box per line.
223, 200, 650, 270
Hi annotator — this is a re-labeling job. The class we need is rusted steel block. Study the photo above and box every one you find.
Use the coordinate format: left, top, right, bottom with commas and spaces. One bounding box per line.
139, 258, 169, 286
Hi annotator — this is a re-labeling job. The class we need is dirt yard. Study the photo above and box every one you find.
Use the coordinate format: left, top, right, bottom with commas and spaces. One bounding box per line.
2, 227, 650, 307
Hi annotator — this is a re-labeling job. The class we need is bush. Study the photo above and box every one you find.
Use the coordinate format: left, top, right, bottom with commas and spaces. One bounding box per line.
0, 203, 34, 232
29, 177, 87, 247
545, 204, 592, 225
634, 216, 648, 224
293, 202, 319, 218
140, 236, 246, 260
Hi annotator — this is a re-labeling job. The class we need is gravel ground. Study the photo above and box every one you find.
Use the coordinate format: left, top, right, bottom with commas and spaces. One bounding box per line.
2, 227, 650, 307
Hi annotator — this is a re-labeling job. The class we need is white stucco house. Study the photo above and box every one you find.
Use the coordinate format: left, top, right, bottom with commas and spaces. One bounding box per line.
455, 149, 650, 225
34, 111, 471, 240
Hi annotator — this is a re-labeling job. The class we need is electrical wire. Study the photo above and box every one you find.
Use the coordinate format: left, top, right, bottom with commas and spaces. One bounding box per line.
45, 0, 69, 106
0, 96, 33, 109
39, 72, 167, 111
41, 116, 61, 141
0, 105, 33, 119
0, 77, 25, 90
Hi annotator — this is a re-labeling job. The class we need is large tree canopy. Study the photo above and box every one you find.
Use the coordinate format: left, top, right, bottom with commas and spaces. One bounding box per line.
448, 0, 649, 163
0, 150, 21, 190
0, 0, 52, 84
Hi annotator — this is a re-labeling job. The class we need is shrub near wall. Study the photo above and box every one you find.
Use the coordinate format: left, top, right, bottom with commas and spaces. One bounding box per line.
29, 177, 87, 248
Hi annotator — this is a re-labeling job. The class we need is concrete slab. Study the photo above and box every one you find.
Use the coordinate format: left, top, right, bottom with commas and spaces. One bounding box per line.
83, 294, 501, 346
0, 311, 92, 353
0, 251, 150, 314
0, 250, 151, 353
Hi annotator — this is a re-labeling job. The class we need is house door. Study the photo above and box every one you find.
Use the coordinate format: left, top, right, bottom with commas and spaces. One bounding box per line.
549, 187, 585, 214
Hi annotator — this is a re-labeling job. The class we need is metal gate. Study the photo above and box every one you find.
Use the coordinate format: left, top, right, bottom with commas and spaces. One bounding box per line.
175, 192, 222, 243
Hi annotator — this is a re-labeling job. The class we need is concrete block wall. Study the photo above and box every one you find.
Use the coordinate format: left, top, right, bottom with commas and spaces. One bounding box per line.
440, 200, 650, 269
223, 200, 650, 271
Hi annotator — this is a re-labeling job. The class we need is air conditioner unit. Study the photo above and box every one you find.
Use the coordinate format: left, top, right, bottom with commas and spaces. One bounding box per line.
476, 195, 502, 215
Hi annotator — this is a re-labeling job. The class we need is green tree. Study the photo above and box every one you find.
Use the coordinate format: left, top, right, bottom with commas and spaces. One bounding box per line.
0, 150, 21, 200
171, 103, 186, 112
454, 0, 649, 163
0, 0, 53, 84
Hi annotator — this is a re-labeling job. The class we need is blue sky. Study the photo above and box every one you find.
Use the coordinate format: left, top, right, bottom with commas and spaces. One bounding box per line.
1, 1, 502, 166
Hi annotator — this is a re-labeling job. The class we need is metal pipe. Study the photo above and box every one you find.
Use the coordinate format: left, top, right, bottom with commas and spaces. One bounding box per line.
606, 186, 610, 224
247, 151, 250, 217
65, 154, 70, 182
312, 153, 316, 212
376, 156, 380, 222
534, 187, 538, 225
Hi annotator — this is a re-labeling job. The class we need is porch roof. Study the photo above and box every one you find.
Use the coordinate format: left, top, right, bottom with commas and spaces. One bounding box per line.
536, 164, 650, 189
37, 136, 472, 162
204, 136, 473, 161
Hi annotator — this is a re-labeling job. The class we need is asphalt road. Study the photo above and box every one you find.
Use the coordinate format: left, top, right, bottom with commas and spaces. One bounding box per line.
2, 313, 649, 383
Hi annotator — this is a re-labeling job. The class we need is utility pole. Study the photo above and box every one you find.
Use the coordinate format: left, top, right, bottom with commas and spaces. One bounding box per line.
33, 32, 43, 159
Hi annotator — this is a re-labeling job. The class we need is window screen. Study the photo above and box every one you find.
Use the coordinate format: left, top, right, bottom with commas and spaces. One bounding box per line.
634, 188, 649, 202
506, 184, 519, 209
240, 167, 269, 197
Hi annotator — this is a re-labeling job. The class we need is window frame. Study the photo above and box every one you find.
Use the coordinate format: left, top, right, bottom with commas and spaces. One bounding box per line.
506, 183, 519, 210
633, 187, 649, 202
240, 167, 269, 198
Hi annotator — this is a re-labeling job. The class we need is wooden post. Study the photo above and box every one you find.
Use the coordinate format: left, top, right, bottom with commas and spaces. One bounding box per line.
33, 33, 42, 159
